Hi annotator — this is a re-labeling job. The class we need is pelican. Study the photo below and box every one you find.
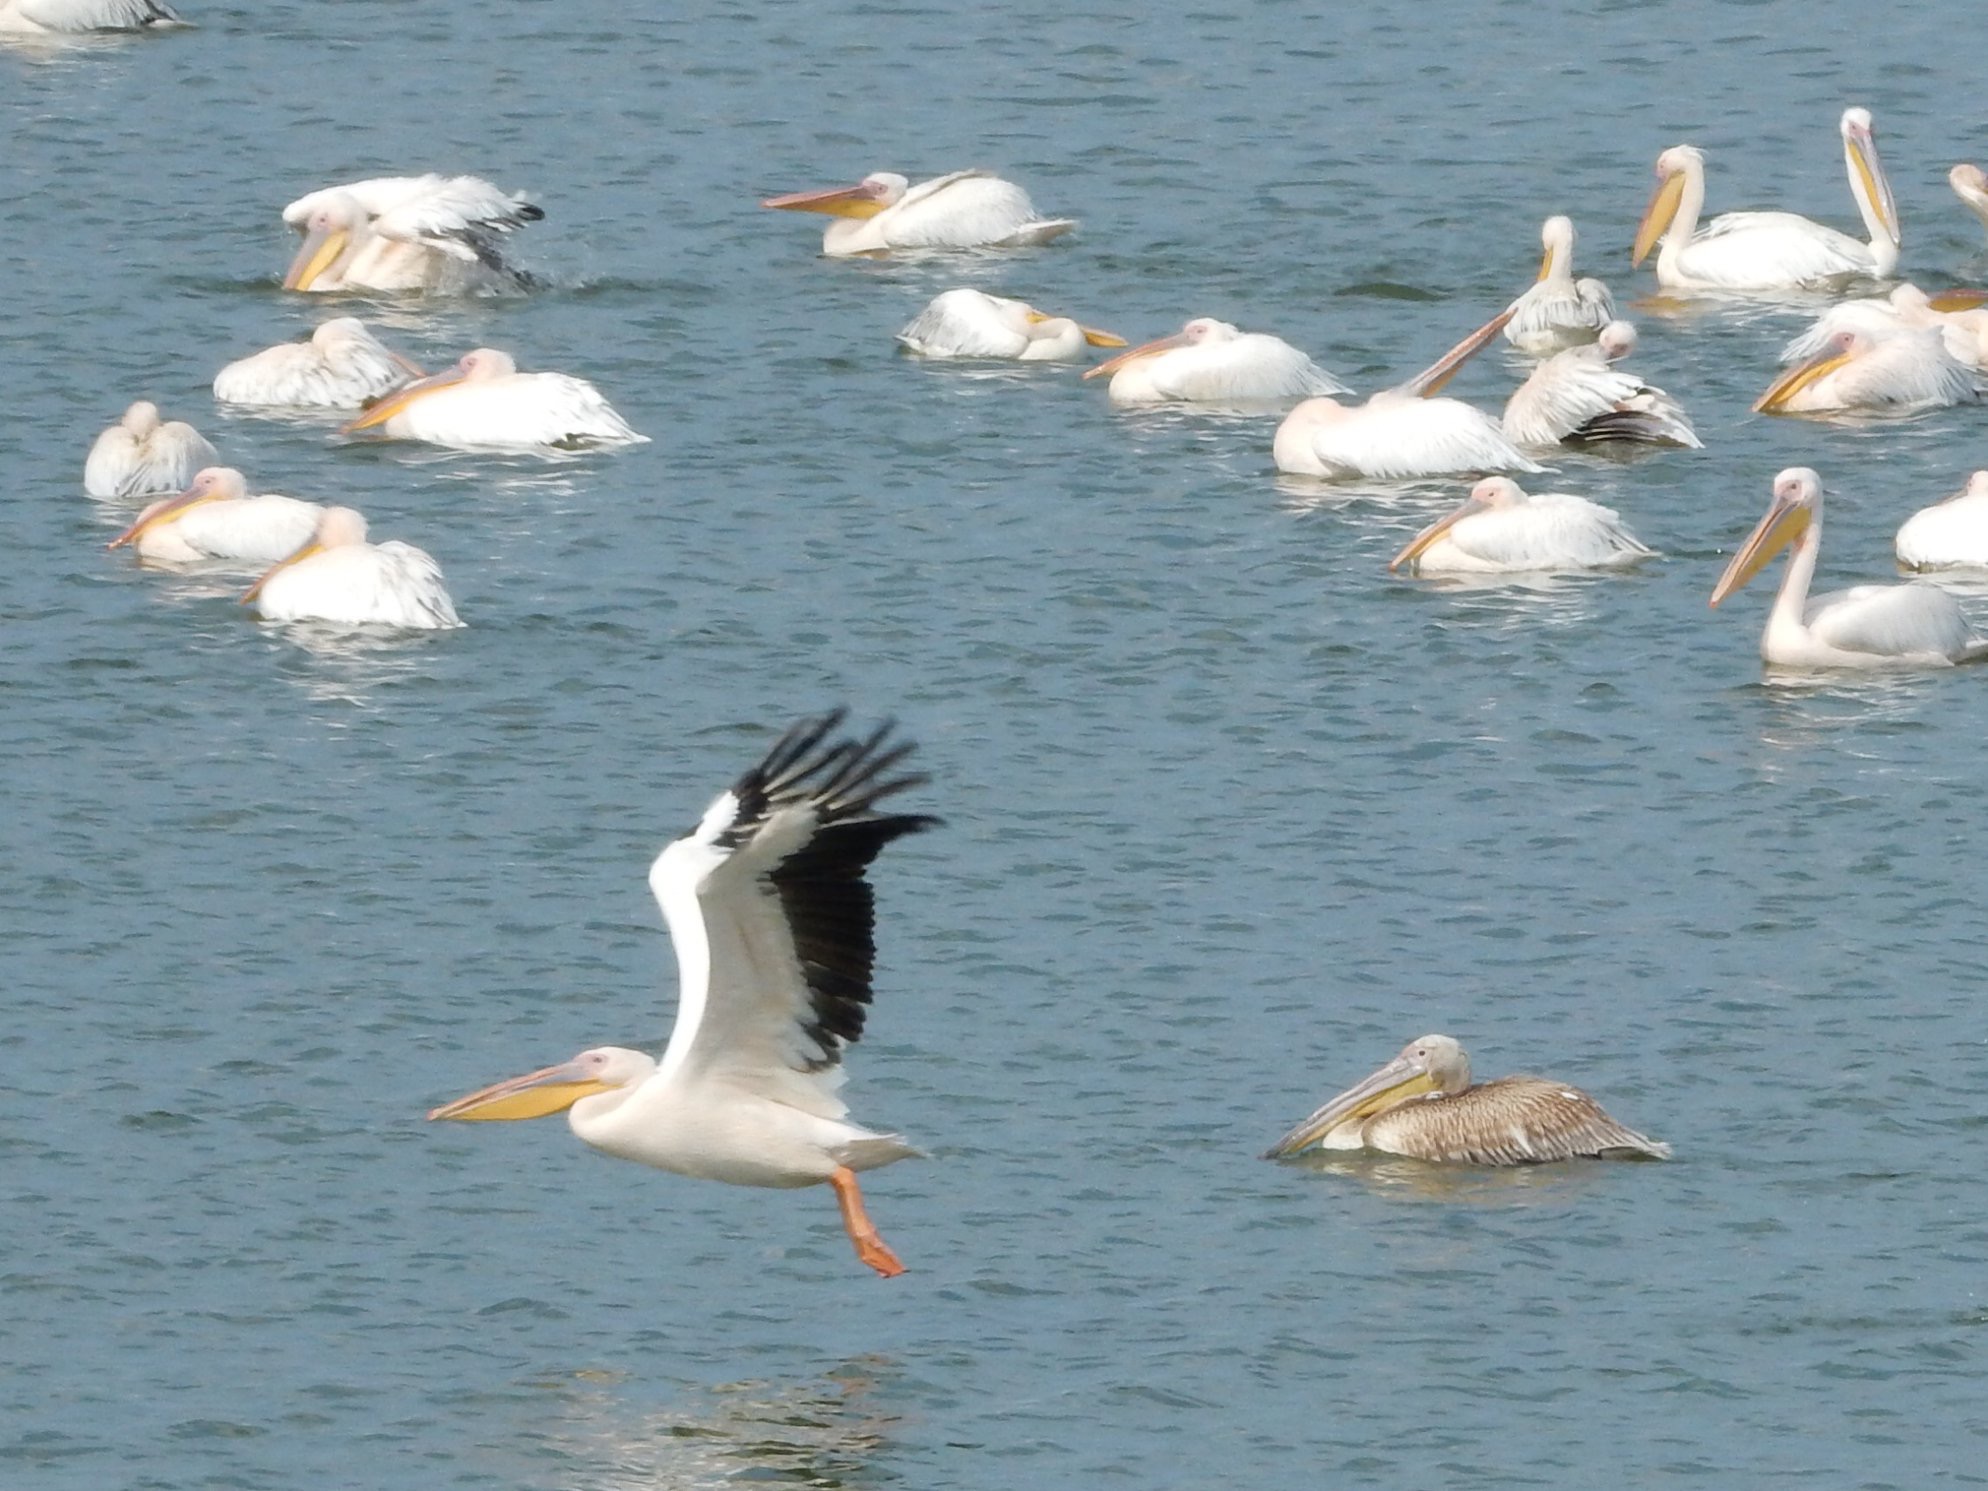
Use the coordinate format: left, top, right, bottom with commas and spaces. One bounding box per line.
281, 176, 543, 293
1082, 317, 1351, 406
1631, 110, 1901, 290
1896, 471, 1988, 570
760, 170, 1074, 257
895, 289, 1124, 361
1503, 215, 1616, 354
1502, 321, 1700, 448
341, 348, 646, 450
1264, 1034, 1669, 1165
107, 467, 322, 566
242, 506, 462, 629
429, 711, 935, 1278
1389, 477, 1653, 575
1950, 165, 1988, 239
213, 318, 424, 408
1273, 311, 1541, 480
0, 0, 182, 31
1779, 283, 1988, 371
1753, 327, 1976, 415
1711, 467, 1988, 667
83, 402, 217, 500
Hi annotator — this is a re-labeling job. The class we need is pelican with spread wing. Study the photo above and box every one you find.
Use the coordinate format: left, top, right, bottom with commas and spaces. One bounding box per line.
761, 169, 1074, 257
429, 713, 937, 1278
281, 175, 543, 293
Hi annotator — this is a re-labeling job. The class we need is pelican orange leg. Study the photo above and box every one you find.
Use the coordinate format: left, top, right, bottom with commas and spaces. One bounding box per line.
829, 1166, 905, 1278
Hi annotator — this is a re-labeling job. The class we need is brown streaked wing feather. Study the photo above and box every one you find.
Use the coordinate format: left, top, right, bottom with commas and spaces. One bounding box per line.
1362, 1077, 1669, 1164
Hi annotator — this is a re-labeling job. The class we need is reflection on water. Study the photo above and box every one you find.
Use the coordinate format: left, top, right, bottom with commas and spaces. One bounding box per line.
1278, 1150, 1632, 1206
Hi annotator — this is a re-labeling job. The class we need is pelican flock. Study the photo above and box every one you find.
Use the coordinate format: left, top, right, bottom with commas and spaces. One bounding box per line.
896, 289, 1124, 361
213, 318, 423, 408
83, 402, 217, 499
1265, 1035, 1669, 1165
281, 175, 543, 293
761, 169, 1075, 257
340, 347, 646, 449
107, 467, 322, 565
242, 506, 461, 629
430, 712, 933, 1277
1083, 317, 1350, 406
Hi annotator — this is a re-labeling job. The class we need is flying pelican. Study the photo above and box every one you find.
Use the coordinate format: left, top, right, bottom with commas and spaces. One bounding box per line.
1082, 317, 1351, 406
1950, 165, 1988, 239
1711, 467, 1988, 667
1502, 321, 1700, 448
341, 348, 646, 450
1388, 477, 1653, 575
1631, 110, 1901, 290
429, 711, 935, 1278
1753, 327, 1976, 415
1273, 310, 1540, 480
1779, 283, 1988, 371
0, 0, 182, 31
1503, 215, 1616, 354
281, 175, 543, 293
1264, 1034, 1669, 1165
242, 506, 462, 629
107, 467, 322, 566
83, 402, 217, 500
895, 289, 1125, 361
213, 318, 424, 408
1896, 471, 1988, 570
760, 170, 1074, 257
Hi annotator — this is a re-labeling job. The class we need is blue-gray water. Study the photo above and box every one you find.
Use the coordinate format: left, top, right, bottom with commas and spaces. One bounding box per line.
7, 3, 1988, 1487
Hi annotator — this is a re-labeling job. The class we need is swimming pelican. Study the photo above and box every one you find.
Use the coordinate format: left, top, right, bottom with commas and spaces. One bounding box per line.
281, 176, 543, 293
1631, 110, 1901, 290
1273, 311, 1540, 480
1389, 477, 1653, 574
1711, 467, 1988, 667
1264, 1034, 1669, 1165
429, 711, 935, 1278
1779, 283, 1988, 371
1896, 471, 1988, 570
1503, 216, 1616, 353
107, 467, 322, 566
1082, 317, 1351, 406
895, 289, 1124, 361
1950, 165, 1988, 239
761, 170, 1074, 257
0, 0, 182, 31
83, 402, 217, 500
214, 318, 424, 408
1753, 327, 1976, 415
242, 506, 461, 629
341, 348, 645, 450
1502, 321, 1700, 448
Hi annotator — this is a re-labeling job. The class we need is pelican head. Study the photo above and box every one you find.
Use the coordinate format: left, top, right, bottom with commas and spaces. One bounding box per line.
1839, 106, 1900, 249
1018, 304, 1125, 350
1710, 466, 1819, 607
120, 401, 162, 437
1753, 328, 1863, 413
241, 505, 369, 604
1082, 317, 1238, 380
427, 1046, 657, 1121
108, 466, 247, 550
1633, 145, 1703, 267
759, 171, 908, 217
1389, 477, 1528, 572
1952, 163, 1988, 208
1596, 320, 1638, 361
1264, 1034, 1470, 1157
283, 193, 364, 291
1538, 215, 1576, 280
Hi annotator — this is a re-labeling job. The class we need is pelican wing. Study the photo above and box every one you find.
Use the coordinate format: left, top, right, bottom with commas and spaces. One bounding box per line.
214, 330, 409, 408
896, 290, 1026, 358
14, 0, 182, 28
1505, 278, 1616, 350
1151, 335, 1351, 402
1685, 211, 1876, 285
84, 422, 217, 500
370, 177, 545, 266
1307, 395, 1542, 481
389, 372, 644, 448
647, 714, 938, 1117
177, 496, 324, 563
1437, 496, 1652, 572
1502, 352, 1641, 446
884, 171, 1066, 249
1366, 1077, 1670, 1164
1805, 584, 1986, 661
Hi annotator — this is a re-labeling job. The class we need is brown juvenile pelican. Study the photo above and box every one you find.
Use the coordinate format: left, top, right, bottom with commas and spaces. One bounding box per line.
1264, 1034, 1670, 1165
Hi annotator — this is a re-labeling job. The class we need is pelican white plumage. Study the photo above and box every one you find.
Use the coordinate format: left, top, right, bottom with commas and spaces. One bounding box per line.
1950, 165, 1988, 239
1711, 467, 1988, 667
1753, 327, 1976, 415
761, 170, 1074, 257
281, 176, 543, 293
1082, 317, 1351, 406
341, 348, 645, 449
1389, 477, 1653, 575
1502, 321, 1700, 448
1273, 311, 1540, 480
242, 506, 461, 629
214, 318, 424, 408
1896, 471, 1988, 570
1631, 110, 1901, 290
1503, 216, 1616, 353
107, 468, 322, 566
0, 0, 183, 31
429, 711, 935, 1278
1264, 1034, 1669, 1165
83, 402, 217, 500
1779, 283, 1988, 371
895, 289, 1124, 361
